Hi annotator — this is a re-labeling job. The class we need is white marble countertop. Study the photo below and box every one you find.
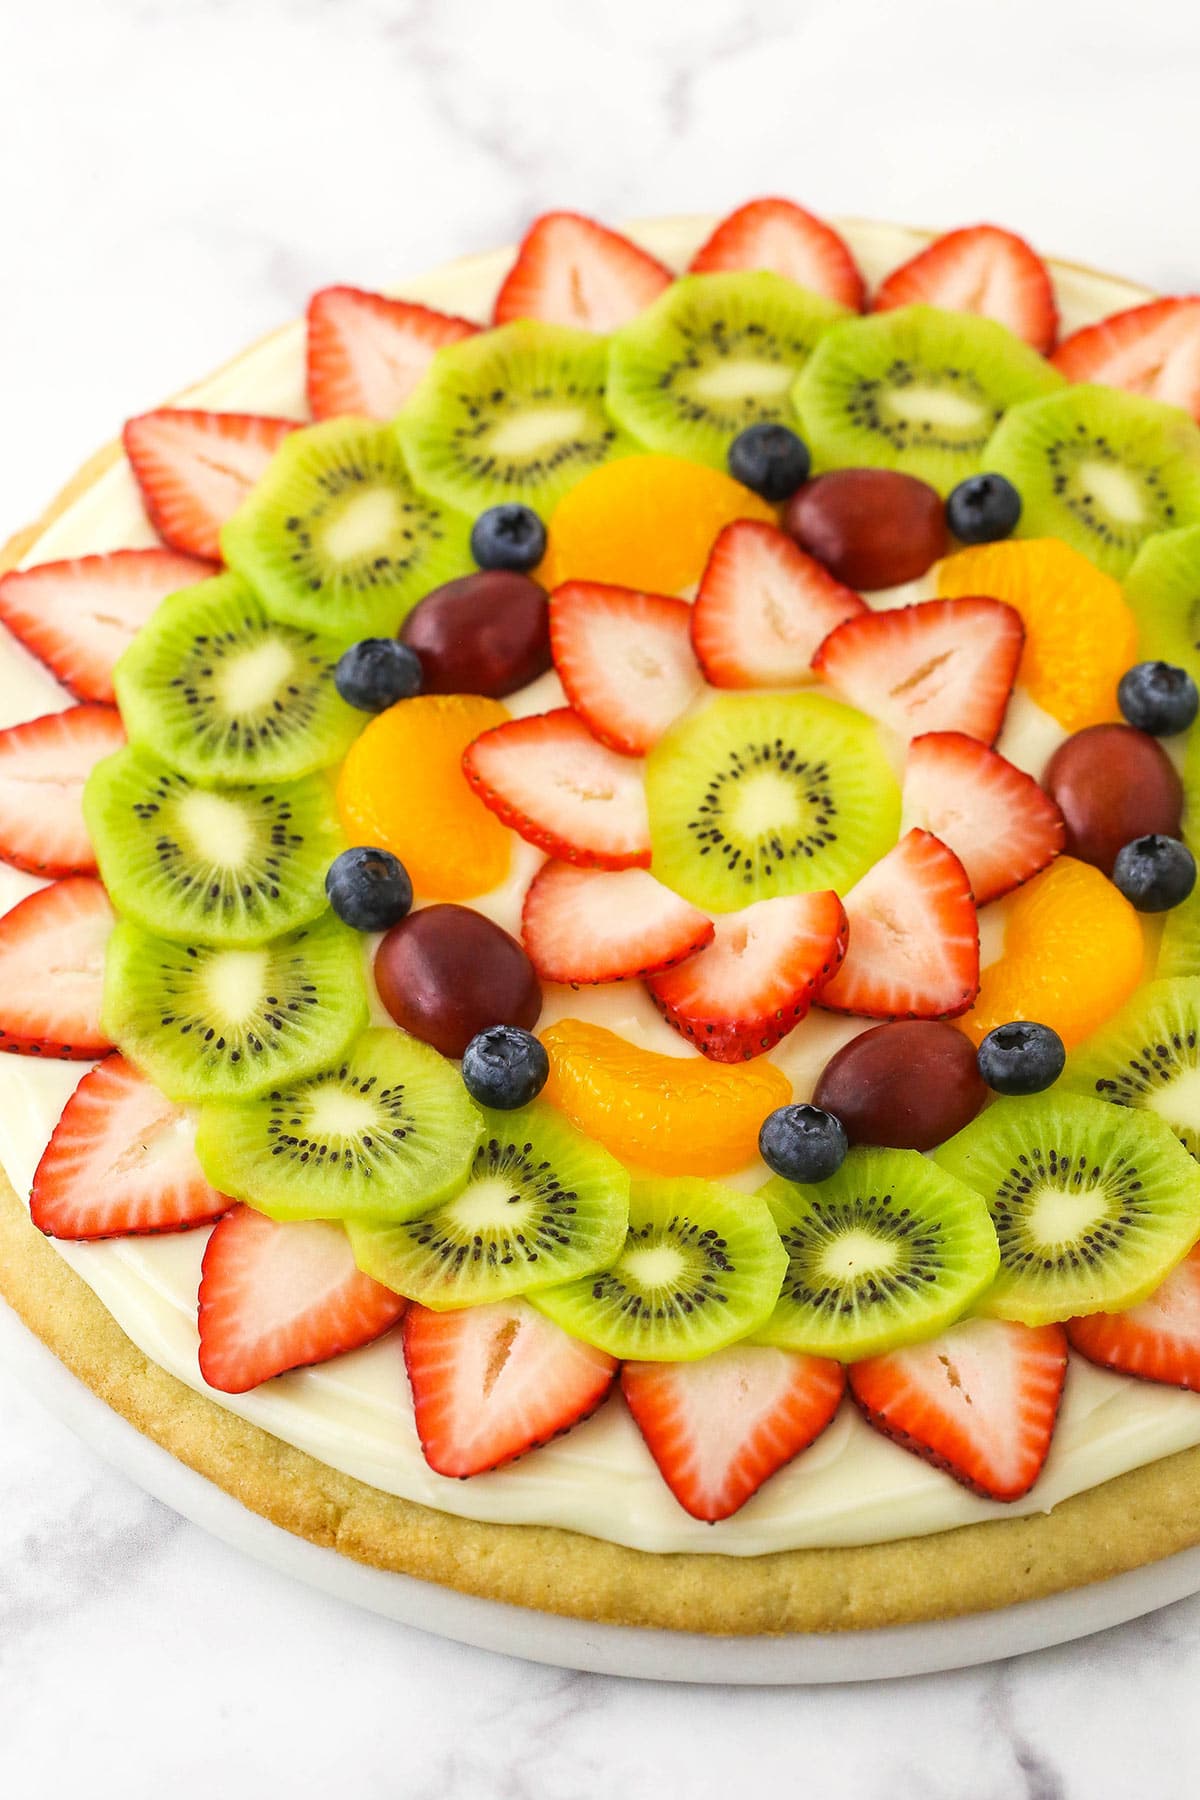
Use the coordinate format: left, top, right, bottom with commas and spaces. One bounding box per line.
5, 0, 1200, 1791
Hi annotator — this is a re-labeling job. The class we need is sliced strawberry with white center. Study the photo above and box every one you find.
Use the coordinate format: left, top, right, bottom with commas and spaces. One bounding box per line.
1067, 1246, 1200, 1389
0, 704, 126, 877
493, 212, 673, 332
818, 828, 978, 1020
549, 581, 701, 756
901, 731, 1064, 906
849, 1317, 1068, 1502
622, 1345, 845, 1522
1051, 297, 1200, 421
198, 1204, 406, 1395
872, 224, 1058, 353
692, 520, 866, 689
689, 198, 865, 312
0, 548, 213, 704
306, 285, 479, 421
0, 877, 115, 1058
31, 1053, 226, 1240
521, 861, 713, 984
403, 1297, 617, 1477
812, 596, 1024, 747
123, 409, 297, 562
647, 890, 848, 1062
463, 709, 651, 868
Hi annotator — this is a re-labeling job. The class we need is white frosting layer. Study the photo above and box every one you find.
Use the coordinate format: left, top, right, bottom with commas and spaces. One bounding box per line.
5, 218, 1198, 1558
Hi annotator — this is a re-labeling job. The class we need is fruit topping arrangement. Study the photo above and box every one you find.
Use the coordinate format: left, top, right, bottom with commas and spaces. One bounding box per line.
8, 201, 1200, 1528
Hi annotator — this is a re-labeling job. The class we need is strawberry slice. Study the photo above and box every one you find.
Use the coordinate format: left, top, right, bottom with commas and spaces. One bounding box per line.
1051, 297, 1200, 421
849, 1317, 1068, 1501
872, 224, 1058, 353
691, 520, 866, 688
521, 861, 713, 984
403, 1297, 617, 1477
622, 1345, 845, 1522
689, 197, 865, 311
198, 1204, 406, 1394
549, 582, 701, 756
901, 731, 1064, 906
0, 705, 126, 877
123, 409, 297, 561
812, 596, 1024, 746
31, 1053, 227, 1240
818, 829, 979, 1020
1067, 1245, 1200, 1389
306, 285, 479, 421
647, 891, 848, 1062
0, 876, 115, 1057
463, 709, 651, 868
493, 211, 673, 332
0, 548, 213, 704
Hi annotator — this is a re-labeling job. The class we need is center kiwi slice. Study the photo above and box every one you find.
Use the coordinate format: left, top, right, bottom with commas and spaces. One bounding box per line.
1065, 978, 1200, 1160
346, 1102, 629, 1308
934, 1092, 1200, 1324
531, 1178, 787, 1361
645, 692, 900, 912
751, 1149, 999, 1362
195, 1027, 483, 1225
1122, 522, 1200, 677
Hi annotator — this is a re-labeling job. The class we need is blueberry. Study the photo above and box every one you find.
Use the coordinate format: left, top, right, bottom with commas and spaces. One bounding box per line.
1111, 834, 1197, 912
758, 1104, 848, 1183
461, 1025, 549, 1110
471, 505, 547, 573
1117, 661, 1200, 737
976, 1021, 1066, 1096
945, 473, 1022, 545
727, 423, 812, 502
334, 638, 423, 712
325, 846, 413, 931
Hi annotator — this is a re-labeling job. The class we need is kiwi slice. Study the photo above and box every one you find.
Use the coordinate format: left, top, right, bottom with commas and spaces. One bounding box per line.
1065, 978, 1200, 1160
1124, 523, 1200, 676
793, 304, 1062, 494
113, 574, 359, 783
221, 419, 471, 641
984, 385, 1200, 578
84, 746, 344, 948
605, 271, 848, 471
195, 1027, 483, 1225
934, 1092, 1200, 1324
645, 692, 900, 912
346, 1102, 629, 1307
102, 912, 368, 1103
531, 1177, 787, 1361
751, 1149, 999, 1362
397, 320, 626, 517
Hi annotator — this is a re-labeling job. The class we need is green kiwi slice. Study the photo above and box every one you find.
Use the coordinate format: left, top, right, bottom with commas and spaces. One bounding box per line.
195, 1027, 483, 1224
645, 691, 900, 912
102, 912, 368, 1103
605, 271, 848, 471
751, 1149, 999, 1361
933, 1092, 1200, 1325
793, 304, 1062, 494
346, 1102, 629, 1307
113, 574, 359, 783
397, 320, 627, 517
1065, 978, 1200, 1160
221, 418, 472, 641
531, 1177, 787, 1361
84, 746, 344, 947
1124, 523, 1200, 676
984, 385, 1200, 578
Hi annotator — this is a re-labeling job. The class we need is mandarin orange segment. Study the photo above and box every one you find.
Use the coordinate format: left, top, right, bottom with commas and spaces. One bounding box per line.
336, 694, 512, 900
936, 538, 1137, 733
541, 1018, 790, 1175
958, 857, 1145, 1049
539, 454, 777, 596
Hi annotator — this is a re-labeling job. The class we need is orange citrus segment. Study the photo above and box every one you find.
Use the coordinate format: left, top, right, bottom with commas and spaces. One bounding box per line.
958, 857, 1144, 1049
541, 1018, 790, 1175
337, 694, 512, 900
937, 538, 1137, 732
539, 454, 776, 595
